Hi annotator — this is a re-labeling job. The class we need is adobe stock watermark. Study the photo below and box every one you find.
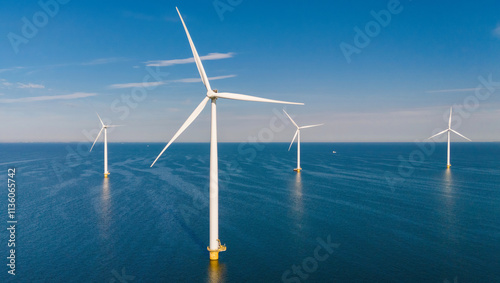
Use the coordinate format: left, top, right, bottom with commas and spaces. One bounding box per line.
281, 235, 340, 283
109, 268, 135, 283
213, 0, 243, 21
339, 0, 404, 64
51, 65, 169, 184
385, 74, 500, 191
7, 0, 72, 54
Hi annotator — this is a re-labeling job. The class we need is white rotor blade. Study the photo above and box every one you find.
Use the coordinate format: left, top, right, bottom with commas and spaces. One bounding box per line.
283, 109, 299, 128
288, 130, 298, 151
216, 92, 303, 105
151, 96, 210, 167
89, 127, 104, 152
448, 107, 452, 129
96, 113, 104, 127
427, 129, 448, 140
450, 129, 471, 141
300, 123, 324, 129
176, 7, 211, 92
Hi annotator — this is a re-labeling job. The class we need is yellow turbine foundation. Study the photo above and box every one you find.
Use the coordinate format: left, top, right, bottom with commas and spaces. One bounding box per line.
293, 168, 302, 172
104, 173, 110, 178
208, 239, 226, 260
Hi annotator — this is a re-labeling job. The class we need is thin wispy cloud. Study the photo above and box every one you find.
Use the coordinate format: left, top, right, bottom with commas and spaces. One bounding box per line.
172, 74, 236, 83
0, 92, 96, 103
108, 75, 236, 89
426, 86, 500, 93
108, 81, 166, 89
145, 52, 235, 67
0, 58, 127, 75
1, 79, 44, 89
426, 87, 478, 94
0, 79, 13, 87
81, 57, 127, 66
493, 24, 500, 38
17, 83, 45, 89
0, 66, 25, 73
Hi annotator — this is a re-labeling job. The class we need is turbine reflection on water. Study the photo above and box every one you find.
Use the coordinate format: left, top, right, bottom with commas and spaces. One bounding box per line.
443, 168, 453, 195
441, 168, 458, 243
207, 260, 226, 283
99, 178, 111, 240
289, 173, 304, 231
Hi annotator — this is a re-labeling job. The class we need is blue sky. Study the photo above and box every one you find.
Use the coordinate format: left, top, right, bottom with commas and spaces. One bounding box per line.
1, 0, 500, 142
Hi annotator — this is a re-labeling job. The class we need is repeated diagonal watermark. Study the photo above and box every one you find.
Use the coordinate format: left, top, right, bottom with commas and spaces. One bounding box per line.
281, 235, 340, 283
109, 268, 135, 283
385, 74, 500, 191
340, 0, 406, 64
213, 0, 243, 21
7, 0, 72, 54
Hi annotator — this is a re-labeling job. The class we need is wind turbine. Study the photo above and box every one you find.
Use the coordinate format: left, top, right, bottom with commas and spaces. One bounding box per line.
90, 113, 120, 178
283, 110, 323, 172
427, 107, 471, 168
150, 7, 303, 261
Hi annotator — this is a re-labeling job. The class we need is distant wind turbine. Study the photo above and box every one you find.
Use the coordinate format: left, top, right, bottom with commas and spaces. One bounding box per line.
427, 107, 471, 168
90, 113, 121, 178
283, 110, 323, 172
150, 7, 303, 260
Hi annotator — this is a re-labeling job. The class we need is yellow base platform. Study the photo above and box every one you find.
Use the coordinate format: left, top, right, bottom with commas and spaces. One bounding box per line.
207, 239, 226, 260
293, 168, 302, 172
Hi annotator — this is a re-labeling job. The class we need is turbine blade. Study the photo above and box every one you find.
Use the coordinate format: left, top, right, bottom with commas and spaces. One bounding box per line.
96, 113, 104, 127
151, 96, 210, 167
448, 107, 452, 129
300, 123, 324, 129
450, 129, 471, 141
176, 7, 211, 92
283, 109, 299, 128
90, 127, 104, 152
427, 129, 448, 140
288, 130, 298, 151
216, 92, 303, 105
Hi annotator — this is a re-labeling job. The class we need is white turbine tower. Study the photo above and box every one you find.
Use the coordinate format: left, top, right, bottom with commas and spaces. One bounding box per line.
90, 113, 120, 178
150, 7, 303, 260
283, 110, 323, 172
427, 107, 471, 168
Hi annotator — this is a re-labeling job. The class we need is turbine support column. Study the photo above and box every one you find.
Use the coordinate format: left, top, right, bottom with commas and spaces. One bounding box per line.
208, 97, 225, 260
104, 127, 109, 178
447, 130, 451, 168
294, 130, 301, 172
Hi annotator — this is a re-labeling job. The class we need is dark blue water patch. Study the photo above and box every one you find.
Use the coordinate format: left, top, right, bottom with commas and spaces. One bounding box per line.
0, 142, 499, 282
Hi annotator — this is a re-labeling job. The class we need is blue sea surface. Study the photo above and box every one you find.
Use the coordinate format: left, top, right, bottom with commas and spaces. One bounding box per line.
1, 142, 499, 282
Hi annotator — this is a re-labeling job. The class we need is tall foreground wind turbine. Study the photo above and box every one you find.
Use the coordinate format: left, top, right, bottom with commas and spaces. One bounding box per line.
283, 110, 323, 172
427, 107, 471, 168
150, 8, 303, 260
90, 114, 120, 178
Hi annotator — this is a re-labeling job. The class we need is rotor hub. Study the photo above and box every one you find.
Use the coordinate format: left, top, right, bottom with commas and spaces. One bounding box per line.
207, 89, 218, 99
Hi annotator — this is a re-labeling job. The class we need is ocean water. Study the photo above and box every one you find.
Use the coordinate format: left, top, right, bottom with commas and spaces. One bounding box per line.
1, 142, 499, 282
